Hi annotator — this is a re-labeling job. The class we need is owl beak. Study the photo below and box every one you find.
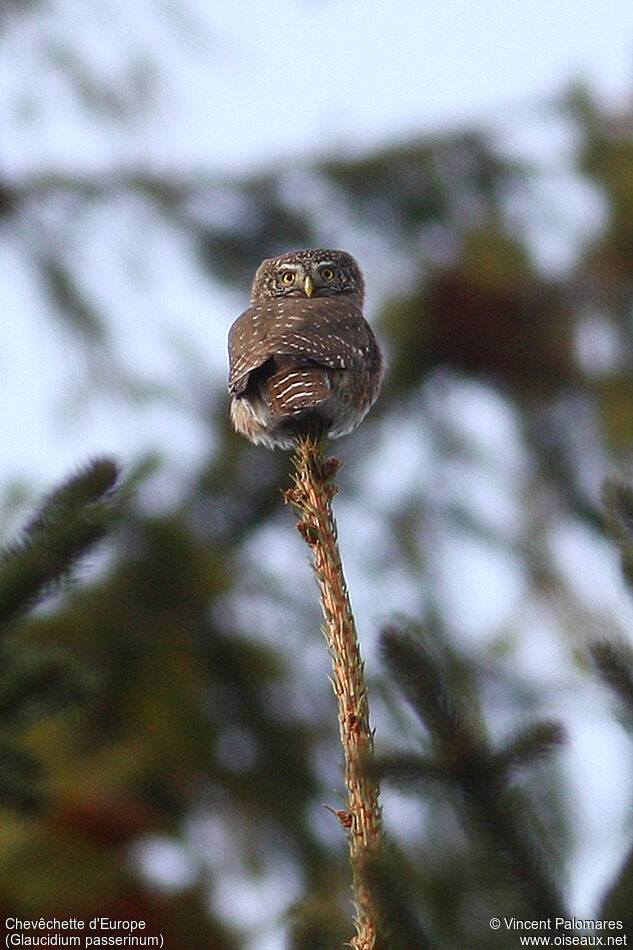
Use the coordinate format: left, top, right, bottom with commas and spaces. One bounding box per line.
303, 275, 314, 298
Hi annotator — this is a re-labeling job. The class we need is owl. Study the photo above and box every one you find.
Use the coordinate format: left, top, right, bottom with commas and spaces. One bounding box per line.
227, 249, 383, 449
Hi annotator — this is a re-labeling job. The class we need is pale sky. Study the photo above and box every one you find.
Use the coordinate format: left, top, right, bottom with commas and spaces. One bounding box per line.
5, 0, 633, 175
1, 0, 633, 494
185, 0, 633, 170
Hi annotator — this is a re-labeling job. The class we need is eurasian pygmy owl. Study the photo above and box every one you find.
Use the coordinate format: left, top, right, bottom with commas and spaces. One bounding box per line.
227, 249, 383, 449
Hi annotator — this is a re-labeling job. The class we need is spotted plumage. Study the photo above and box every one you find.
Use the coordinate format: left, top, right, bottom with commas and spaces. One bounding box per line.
227, 249, 383, 449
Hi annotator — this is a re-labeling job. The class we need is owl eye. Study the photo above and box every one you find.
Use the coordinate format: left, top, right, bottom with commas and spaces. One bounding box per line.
281, 271, 296, 285
320, 267, 335, 280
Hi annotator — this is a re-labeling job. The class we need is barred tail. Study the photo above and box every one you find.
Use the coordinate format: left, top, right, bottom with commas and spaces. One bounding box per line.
265, 367, 331, 416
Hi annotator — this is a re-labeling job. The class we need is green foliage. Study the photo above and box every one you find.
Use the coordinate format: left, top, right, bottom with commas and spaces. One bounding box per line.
363, 850, 438, 950
0, 459, 122, 814
0, 742, 44, 813
0, 640, 92, 725
591, 639, 633, 726
378, 626, 568, 934
287, 897, 351, 950
40, 255, 106, 340
595, 481, 633, 725
319, 133, 519, 238
602, 480, 633, 592
588, 635, 633, 935
0, 458, 120, 627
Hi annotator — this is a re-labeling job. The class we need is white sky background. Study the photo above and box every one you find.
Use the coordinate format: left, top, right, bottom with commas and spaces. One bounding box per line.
3, 0, 633, 491
164, 0, 633, 171
5, 1, 633, 945
5, 0, 633, 173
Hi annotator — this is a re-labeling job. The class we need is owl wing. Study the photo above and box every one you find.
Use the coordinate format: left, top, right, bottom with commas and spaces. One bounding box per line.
268, 299, 377, 372
228, 299, 377, 395
228, 302, 276, 395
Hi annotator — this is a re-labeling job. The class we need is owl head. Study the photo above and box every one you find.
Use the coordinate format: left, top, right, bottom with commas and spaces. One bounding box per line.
250, 248, 365, 307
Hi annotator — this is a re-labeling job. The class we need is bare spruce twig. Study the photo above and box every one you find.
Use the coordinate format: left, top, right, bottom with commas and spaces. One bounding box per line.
285, 436, 383, 950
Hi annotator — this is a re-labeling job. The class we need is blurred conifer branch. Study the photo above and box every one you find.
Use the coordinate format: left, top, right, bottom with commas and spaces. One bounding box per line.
594, 480, 633, 721
0, 457, 121, 627
360, 851, 437, 950
0, 640, 92, 724
0, 742, 44, 814
285, 437, 384, 950
590, 639, 633, 725
589, 634, 633, 931
377, 626, 568, 926
0, 457, 123, 812
588, 480, 633, 931
602, 480, 633, 592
